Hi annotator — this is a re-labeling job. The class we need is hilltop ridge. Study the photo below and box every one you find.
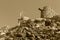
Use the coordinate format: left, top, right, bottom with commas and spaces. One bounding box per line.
0, 6, 60, 40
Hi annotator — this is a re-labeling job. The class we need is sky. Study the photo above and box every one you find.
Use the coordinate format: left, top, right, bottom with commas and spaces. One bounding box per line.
0, 0, 60, 27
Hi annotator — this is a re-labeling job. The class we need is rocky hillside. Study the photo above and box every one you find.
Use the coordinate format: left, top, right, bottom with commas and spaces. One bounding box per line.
0, 17, 60, 40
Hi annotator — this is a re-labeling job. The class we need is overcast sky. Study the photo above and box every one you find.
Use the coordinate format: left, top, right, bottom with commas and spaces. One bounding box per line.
0, 0, 60, 27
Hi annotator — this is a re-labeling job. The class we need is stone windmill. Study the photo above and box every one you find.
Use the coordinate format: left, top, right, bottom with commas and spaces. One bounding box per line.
38, 6, 57, 18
